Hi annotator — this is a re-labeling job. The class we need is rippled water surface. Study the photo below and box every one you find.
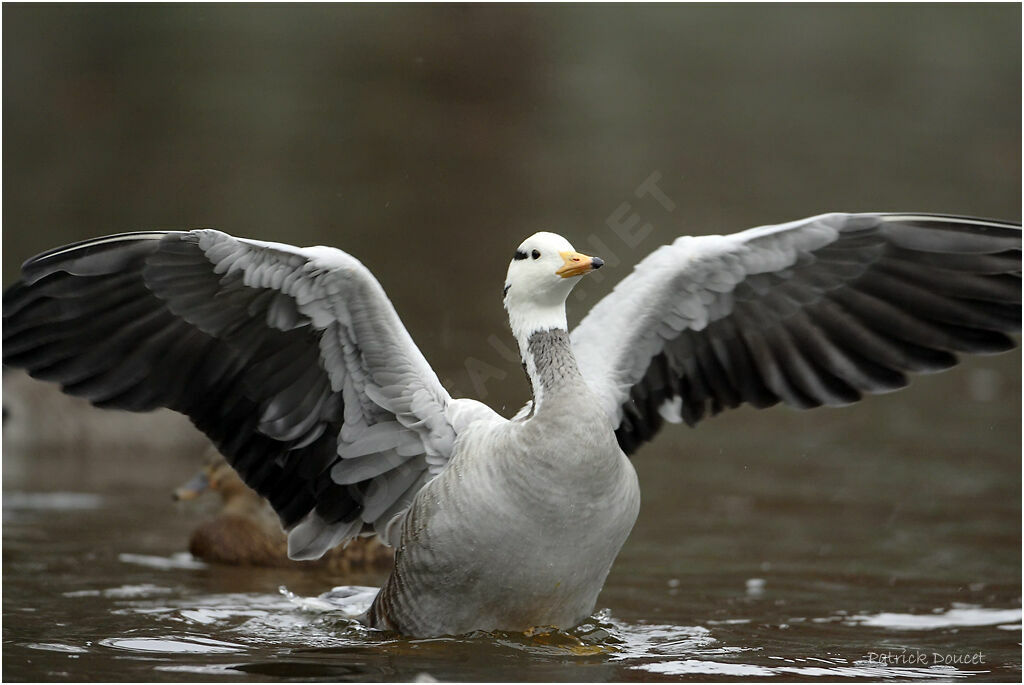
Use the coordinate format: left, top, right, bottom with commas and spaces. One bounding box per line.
4, 350, 1020, 681
4, 489, 1021, 683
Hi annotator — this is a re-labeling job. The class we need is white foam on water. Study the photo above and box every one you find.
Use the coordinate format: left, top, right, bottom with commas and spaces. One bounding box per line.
844, 606, 1022, 630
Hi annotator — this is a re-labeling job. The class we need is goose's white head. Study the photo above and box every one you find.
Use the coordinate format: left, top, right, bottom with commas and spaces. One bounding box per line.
503, 231, 603, 349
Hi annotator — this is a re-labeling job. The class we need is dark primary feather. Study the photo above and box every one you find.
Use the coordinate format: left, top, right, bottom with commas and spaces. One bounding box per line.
4, 232, 372, 534
571, 213, 1021, 455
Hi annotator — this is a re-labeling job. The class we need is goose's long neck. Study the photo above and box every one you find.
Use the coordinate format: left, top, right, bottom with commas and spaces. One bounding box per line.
523, 328, 584, 406
510, 302, 584, 412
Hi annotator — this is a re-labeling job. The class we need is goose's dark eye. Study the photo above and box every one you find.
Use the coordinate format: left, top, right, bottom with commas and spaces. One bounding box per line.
531, 249, 541, 260
513, 249, 527, 260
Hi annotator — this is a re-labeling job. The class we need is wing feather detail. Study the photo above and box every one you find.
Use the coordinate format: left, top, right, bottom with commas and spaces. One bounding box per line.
2, 229, 464, 557
570, 213, 1021, 455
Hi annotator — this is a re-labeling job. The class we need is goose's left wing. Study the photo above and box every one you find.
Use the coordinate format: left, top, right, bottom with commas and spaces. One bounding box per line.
3, 230, 466, 557
570, 213, 1021, 454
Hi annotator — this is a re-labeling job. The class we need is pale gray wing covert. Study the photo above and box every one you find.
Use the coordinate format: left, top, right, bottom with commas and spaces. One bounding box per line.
2, 230, 459, 557
570, 213, 1022, 454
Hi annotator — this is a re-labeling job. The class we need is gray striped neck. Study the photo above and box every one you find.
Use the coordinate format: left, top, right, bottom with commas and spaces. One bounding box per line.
522, 328, 583, 411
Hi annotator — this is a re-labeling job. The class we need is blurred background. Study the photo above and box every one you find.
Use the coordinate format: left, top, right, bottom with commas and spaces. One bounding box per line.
2, 4, 1021, 680
3, 4, 1020, 400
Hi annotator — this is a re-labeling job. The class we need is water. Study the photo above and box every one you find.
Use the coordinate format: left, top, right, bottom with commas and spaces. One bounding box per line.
2, 3, 1021, 681
3, 353, 1020, 682
5, 486, 1020, 683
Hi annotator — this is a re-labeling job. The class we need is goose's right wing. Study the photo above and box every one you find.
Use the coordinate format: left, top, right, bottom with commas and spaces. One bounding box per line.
570, 213, 1021, 454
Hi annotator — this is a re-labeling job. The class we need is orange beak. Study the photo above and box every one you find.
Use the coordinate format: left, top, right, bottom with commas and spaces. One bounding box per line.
555, 250, 604, 278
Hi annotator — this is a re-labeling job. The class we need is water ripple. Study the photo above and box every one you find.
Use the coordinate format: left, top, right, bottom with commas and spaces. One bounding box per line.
74, 586, 1021, 681
99, 635, 248, 654
636, 659, 985, 679
843, 605, 1022, 631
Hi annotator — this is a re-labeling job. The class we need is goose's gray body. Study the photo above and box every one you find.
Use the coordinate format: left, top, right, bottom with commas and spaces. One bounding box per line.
367, 330, 640, 635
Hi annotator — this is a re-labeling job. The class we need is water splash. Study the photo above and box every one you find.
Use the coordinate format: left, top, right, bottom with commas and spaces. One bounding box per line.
47, 583, 1021, 681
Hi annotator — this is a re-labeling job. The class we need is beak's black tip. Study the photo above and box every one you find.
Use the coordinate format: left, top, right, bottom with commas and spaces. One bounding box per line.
592, 257, 605, 269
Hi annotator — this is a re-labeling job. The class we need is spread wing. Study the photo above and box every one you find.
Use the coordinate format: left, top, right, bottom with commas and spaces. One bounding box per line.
2, 230, 462, 557
570, 213, 1022, 454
